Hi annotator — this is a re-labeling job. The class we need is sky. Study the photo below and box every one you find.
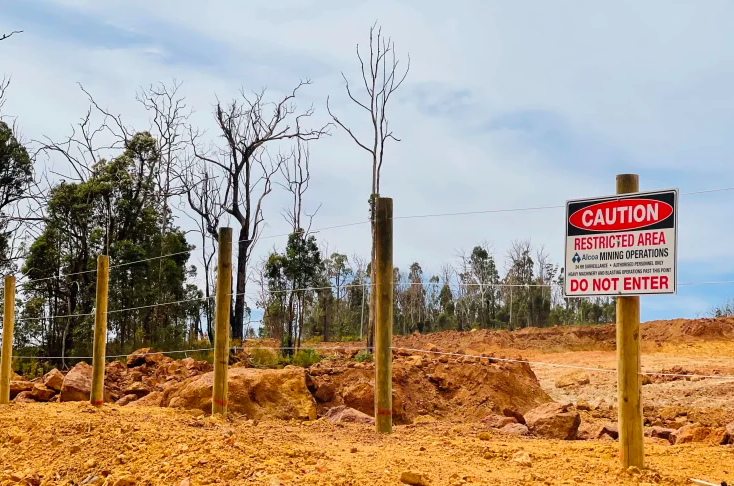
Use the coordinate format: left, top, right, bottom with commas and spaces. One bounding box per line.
1, 0, 733, 322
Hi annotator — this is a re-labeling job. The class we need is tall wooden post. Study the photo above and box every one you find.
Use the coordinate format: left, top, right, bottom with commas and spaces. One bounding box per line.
212, 227, 232, 417
0, 276, 16, 404
616, 174, 644, 469
90, 255, 110, 406
374, 197, 393, 433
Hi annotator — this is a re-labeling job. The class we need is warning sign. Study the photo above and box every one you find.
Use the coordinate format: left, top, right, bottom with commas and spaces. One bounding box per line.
564, 189, 678, 297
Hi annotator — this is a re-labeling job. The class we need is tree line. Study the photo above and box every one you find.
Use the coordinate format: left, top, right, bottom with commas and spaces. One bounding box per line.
0, 26, 614, 365
256, 239, 616, 348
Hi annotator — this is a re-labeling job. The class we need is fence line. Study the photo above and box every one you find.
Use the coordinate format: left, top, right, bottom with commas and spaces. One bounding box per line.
13, 343, 734, 381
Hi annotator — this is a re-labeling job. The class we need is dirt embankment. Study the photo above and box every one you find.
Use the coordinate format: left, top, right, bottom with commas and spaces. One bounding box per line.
388, 317, 734, 354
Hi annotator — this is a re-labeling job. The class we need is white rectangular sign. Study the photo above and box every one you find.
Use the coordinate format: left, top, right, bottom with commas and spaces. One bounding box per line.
564, 189, 678, 297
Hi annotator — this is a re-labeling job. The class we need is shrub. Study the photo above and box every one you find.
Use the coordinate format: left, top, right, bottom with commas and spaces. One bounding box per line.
292, 348, 321, 368
354, 350, 373, 363
249, 347, 279, 368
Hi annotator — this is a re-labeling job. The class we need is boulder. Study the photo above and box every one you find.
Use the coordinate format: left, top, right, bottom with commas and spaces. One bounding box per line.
424, 343, 438, 352
554, 371, 590, 389
672, 423, 710, 444
9, 381, 34, 400
60, 362, 110, 402
116, 394, 139, 407
30, 384, 57, 402
576, 400, 592, 411
575, 422, 596, 441
597, 423, 619, 440
500, 423, 529, 436
342, 382, 374, 416
314, 381, 336, 403
167, 367, 317, 420
481, 414, 517, 428
126, 348, 151, 368
325, 405, 374, 425
502, 408, 526, 425
43, 369, 64, 392
122, 382, 151, 398
645, 426, 676, 442
13, 391, 36, 403
525, 402, 580, 440
128, 391, 163, 407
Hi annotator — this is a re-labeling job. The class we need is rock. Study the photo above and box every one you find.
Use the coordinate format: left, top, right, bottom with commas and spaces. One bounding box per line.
672, 423, 710, 444
400, 471, 430, 486
481, 414, 517, 428
342, 382, 374, 415
554, 371, 590, 389
503, 408, 526, 425
575, 422, 596, 441
9, 380, 34, 399
576, 400, 592, 411
128, 391, 163, 407
122, 382, 151, 398
424, 343, 438, 352
126, 348, 151, 368
478, 432, 491, 440
43, 369, 64, 391
167, 367, 317, 420
640, 374, 652, 385
723, 421, 734, 445
314, 381, 336, 402
60, 362, 93, 402
525, 402, 580, 440
116, 394, 139, 406
597, 423, 619, 440
645, 426, 676, 442
13, 391, 36, 403
512, 450, 532, 467
113, 475, 136, 486
500, 423, 529, 436
325, 406, 374, 425
30, 383, 57, 402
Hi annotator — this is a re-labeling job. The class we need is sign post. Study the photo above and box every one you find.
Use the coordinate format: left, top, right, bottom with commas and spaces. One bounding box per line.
564, 177, 678, 469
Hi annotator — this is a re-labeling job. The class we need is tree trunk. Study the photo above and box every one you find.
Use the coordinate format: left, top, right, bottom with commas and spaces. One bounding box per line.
233, 231, 249, 341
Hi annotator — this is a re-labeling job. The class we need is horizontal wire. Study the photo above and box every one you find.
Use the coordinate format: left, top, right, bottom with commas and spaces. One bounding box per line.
108, 250, 192, 270
23, 268, 98, 285
106, 295, 212, 314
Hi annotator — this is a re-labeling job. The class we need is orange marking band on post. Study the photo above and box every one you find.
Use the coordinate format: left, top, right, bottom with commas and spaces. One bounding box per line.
377, 408, 392, 416
213, 397, 228, 406
91, 400, 104, 406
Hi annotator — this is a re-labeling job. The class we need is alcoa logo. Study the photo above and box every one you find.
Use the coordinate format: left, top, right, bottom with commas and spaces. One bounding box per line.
572, 253, 581, 263
569, 198, 673, 232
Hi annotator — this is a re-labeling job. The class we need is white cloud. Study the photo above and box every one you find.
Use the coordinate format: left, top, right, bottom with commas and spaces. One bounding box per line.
2, 0, 734, 318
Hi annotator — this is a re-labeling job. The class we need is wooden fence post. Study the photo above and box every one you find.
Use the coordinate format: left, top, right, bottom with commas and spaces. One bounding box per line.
212, 227, 233, 417
90, 255, 110, 406
0, 276, 16, 404
616, 174, 644, 469
374, 197, 393, 433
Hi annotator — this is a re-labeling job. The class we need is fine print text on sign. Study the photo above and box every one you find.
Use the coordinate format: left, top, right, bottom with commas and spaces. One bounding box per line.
564, 189, 678, 297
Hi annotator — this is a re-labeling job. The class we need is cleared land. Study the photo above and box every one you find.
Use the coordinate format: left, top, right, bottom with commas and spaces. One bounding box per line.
1, 317, 733, 485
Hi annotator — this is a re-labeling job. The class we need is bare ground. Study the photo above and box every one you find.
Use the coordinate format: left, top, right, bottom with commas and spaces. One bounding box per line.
1, 403, 733, 486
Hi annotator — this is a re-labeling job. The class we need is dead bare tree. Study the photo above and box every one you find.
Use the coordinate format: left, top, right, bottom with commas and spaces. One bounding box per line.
0, 31, 22, 42
179, 160, 225, 343
327, 22, 410, 349
188, 80, 329, 341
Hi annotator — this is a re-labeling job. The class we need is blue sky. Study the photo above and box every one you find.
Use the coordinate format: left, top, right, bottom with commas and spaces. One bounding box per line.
1, 0, 734, 321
